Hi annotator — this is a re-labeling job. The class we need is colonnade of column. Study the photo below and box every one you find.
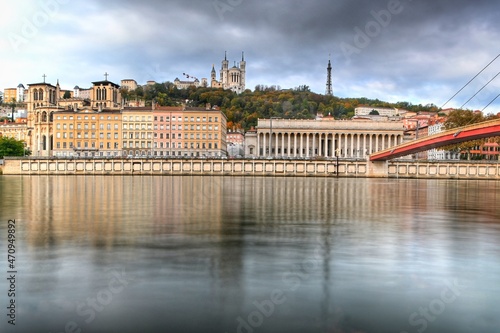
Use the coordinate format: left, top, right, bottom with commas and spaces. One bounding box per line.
255, 132, 403, 158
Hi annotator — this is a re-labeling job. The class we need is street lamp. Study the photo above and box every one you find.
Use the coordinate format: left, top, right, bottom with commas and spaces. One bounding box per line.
335, 148, 340, 177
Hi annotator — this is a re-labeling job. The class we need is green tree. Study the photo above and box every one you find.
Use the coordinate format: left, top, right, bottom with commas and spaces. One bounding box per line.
441, 110, 489, 160
369, 110, 380, 115
63, 91, 71, 99
0, 137, 29, 158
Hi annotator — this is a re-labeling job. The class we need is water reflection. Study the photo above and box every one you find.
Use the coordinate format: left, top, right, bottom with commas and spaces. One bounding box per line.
0, 176, 499, 333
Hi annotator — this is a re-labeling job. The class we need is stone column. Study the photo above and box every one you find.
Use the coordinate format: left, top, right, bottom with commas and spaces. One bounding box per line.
287, 133, 291, 157
312, 133, 316, 157
356, 134, 360, 158
300, 133, 303, 157
257, 133, 260, 157
293, 133, 297, 157
262, 133, 266, 156
275, 133, 279, 157
306, 133, 309, 157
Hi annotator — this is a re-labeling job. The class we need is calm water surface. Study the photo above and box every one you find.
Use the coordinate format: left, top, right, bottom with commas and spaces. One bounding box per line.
0, 176, 499, 333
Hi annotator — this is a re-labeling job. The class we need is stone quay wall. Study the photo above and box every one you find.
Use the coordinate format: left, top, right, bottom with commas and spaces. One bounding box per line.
1, 158, 500, 179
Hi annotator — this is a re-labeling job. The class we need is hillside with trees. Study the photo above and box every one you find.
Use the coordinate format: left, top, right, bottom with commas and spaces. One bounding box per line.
120, 82, 441, 130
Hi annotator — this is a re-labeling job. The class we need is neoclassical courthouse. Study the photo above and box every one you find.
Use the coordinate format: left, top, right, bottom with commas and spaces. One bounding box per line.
245, 117, 405, 159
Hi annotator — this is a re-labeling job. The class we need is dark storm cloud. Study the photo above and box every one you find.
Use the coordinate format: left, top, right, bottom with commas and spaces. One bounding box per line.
4, 0, 499, 110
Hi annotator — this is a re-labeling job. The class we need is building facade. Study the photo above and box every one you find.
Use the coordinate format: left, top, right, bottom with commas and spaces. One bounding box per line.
120, 79, 138, 91
121, 107, 154, 157
245, 118, 405, 159
427, 122, 460, 160
52, 109, 122, 157
153, 106, 184, 157
355, 106, 407, 117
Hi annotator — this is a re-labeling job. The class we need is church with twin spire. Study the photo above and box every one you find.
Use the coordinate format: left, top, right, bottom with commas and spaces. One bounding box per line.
210, 51, 246, 94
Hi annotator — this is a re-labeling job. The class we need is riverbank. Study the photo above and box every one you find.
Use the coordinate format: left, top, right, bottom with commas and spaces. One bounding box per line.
2, 157, 500, 179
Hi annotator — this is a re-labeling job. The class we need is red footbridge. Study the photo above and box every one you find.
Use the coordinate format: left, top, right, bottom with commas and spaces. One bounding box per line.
370, 118, 500, 161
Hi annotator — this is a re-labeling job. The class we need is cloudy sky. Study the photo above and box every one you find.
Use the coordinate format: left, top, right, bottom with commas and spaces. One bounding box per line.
1, 0, 499, 112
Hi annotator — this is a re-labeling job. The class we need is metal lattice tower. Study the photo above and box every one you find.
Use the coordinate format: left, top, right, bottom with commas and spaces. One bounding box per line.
326, 56, 333, 96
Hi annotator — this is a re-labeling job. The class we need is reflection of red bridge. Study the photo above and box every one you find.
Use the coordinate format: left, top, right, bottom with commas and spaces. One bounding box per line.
370, 118, 500, 161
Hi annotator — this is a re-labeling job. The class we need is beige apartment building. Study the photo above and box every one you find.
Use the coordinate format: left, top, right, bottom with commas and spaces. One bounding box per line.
52, 109, 122, 157
121, 107, 154, 156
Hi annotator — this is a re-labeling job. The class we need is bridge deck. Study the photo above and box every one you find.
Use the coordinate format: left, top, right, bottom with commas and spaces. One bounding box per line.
370, 118, 500, 161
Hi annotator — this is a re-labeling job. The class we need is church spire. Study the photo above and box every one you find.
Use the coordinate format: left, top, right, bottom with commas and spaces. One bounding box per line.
242, 51, 244, 61
224, 51, 227, 61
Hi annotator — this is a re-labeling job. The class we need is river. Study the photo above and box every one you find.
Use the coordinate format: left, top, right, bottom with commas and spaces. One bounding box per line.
1, 176, 499, 333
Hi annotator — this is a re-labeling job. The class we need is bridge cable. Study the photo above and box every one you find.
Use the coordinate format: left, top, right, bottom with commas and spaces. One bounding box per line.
441, 53, 500, 109
481, 92, 500, 113
460, 71, 500, 109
